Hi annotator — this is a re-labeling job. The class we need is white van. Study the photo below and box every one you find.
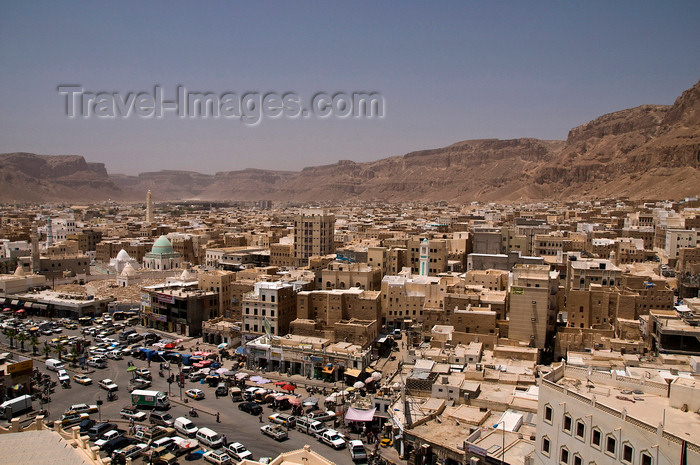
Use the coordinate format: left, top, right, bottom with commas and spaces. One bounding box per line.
296, 417, 327, 437
45, 358, 65, 372
196, 427, 223, 449
174, 417, 198, 438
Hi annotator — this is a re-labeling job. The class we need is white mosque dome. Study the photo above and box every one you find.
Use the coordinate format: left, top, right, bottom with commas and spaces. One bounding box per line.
116, 249, 131, 262
121, 263, 137, 277
180, 269, 194, 281
13, 264, 26, 277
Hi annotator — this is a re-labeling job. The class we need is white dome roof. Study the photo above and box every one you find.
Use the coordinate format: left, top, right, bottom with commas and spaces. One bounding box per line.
121, 262, 137, 277
13, 264, 26, 276
180, 269, 194, 280
116, 249, 131, 262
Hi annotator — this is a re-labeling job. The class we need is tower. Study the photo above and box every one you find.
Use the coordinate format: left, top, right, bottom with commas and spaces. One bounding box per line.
30, 224, 40, 273
293, 208, 335, 267
45, 216, 53, 248
146, 190, 153, 223
419, 238, 429, 276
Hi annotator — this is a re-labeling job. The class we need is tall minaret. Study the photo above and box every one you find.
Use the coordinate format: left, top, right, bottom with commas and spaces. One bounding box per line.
30, 224, 40, 273
419, 238, 429, 276
146, 190, 153, 223
45, 216, 53, 248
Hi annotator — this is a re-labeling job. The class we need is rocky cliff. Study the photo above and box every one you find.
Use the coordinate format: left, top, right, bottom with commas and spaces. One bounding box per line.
2, 80, 698, 203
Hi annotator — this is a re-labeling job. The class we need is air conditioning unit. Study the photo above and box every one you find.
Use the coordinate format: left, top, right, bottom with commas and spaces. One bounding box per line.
470, 458, 481, 465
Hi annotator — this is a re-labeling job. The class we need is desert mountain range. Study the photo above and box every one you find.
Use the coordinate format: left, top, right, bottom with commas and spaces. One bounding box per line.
2, 80, 699, 203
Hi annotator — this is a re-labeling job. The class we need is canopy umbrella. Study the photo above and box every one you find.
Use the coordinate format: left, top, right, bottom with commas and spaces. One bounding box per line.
303, 397, 319, 406
164, 342, 176, 349
274, 381, 287, 386
287, 396, 301, 406
235, 373, 249, 380
256, 378, 271, 385
281, 383, 296, 392
2, 308, 10, 312
215, 367, 229, 375
218, 343, 228, 349
126, 366, 138, 372
250, 375, 264, 383
222, 370, 236, 376
371, 371, 382, 382
235, 347, 246, 355
15, 309, 25, 313
353, 381, 365, 389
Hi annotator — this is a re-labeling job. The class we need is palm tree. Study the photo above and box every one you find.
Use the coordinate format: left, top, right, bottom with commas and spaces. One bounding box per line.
42, 343, 51, 359
54, 342, 65, 359
69, 347, 79, 367
16, 332, 28, 352
6, 328, 16, 348
30, 336, 39, 356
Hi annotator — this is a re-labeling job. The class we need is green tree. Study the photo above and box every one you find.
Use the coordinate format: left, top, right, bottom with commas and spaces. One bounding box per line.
42, 343, 51, 359
69, 347, 79, 367
6, 328, 16, 348
30, 336, 39, 355
16, 332, 28, 352
54, 342, 65, 358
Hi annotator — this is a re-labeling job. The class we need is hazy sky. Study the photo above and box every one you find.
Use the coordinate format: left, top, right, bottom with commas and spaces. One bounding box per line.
1, 1, 699, 175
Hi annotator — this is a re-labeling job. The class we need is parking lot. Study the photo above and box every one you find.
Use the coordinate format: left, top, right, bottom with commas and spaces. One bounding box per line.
0, 317, 372, 465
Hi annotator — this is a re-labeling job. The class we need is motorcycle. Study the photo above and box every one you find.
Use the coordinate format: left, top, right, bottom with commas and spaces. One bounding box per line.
188, 408, 198, 418
158, 370, 164, 378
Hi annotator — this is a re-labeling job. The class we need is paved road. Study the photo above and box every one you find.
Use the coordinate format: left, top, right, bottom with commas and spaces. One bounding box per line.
0, 324, 365, 465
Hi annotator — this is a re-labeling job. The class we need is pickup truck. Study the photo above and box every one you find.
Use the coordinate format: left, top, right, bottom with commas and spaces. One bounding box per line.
134, 426, 176, 445
120, 406, 147, 422
260, 424, 288, 441
319, 429, 346, 449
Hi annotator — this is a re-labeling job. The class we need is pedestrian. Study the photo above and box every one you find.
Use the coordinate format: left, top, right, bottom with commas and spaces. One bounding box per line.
259, 413, 263, 423
216, 412, 220, 423
222, 434, 227, 446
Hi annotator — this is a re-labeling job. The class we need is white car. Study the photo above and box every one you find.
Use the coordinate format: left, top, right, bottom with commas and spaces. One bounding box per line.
226, 442, 253, 461
57, 370, 70, 383
69, 403, 98, 414
99, 379, 119, 392
106, 350, 122, 360
95, 430, 123, 449
203, 450, 232, 465
319, 429, 346, 449
186, 389, 205, 400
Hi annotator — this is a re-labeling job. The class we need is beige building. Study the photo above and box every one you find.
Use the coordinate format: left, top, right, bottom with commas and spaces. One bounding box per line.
198, 270, 236, 318
665, 229, 699, 260
293, 209, 335, 267
321, 262, 382, 291
508, 264, 559, 349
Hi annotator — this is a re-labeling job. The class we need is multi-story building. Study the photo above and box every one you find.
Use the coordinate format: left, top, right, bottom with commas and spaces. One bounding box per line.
242, 281, 300, 340
535, 363, 700, 465
66, 228, 103, 252
293, 209, 335, 267
566, 257, 622, 294
665, 229, 699, 260
198, 270, 236, 319
508, 264, 559, 350
141, 282, 218, 336
321, 262, 382, 291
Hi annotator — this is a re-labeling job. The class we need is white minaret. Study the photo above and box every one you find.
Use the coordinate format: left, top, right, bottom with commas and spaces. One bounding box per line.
419, 238, 429, 276
30, 224, 40, 273
146, 190, 153, 223
45, 216, 53, 248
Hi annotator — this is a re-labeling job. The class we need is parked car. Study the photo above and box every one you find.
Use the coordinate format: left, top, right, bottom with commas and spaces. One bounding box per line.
73, 374, 93, 385
185, 389, 205, 400
99, 379, 119, 392
203, 449, 232, 465
79, 419, 96, 435
95, 429, 124, 449
349, 440, 367, 461
307, 410, 336, 422
69, 403, 99, 414
319, 429, 346, 449
238, 402, 262, 415
112, 443, 148, 462
268, 413, 296, 427
61, 411, 90, 426
188, 371, 206, 382
260, 424, 288, 441
120, 407, 147, 422
226, 442, 253, 461
149, 411, 175, 427
135, 369, 152, 380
